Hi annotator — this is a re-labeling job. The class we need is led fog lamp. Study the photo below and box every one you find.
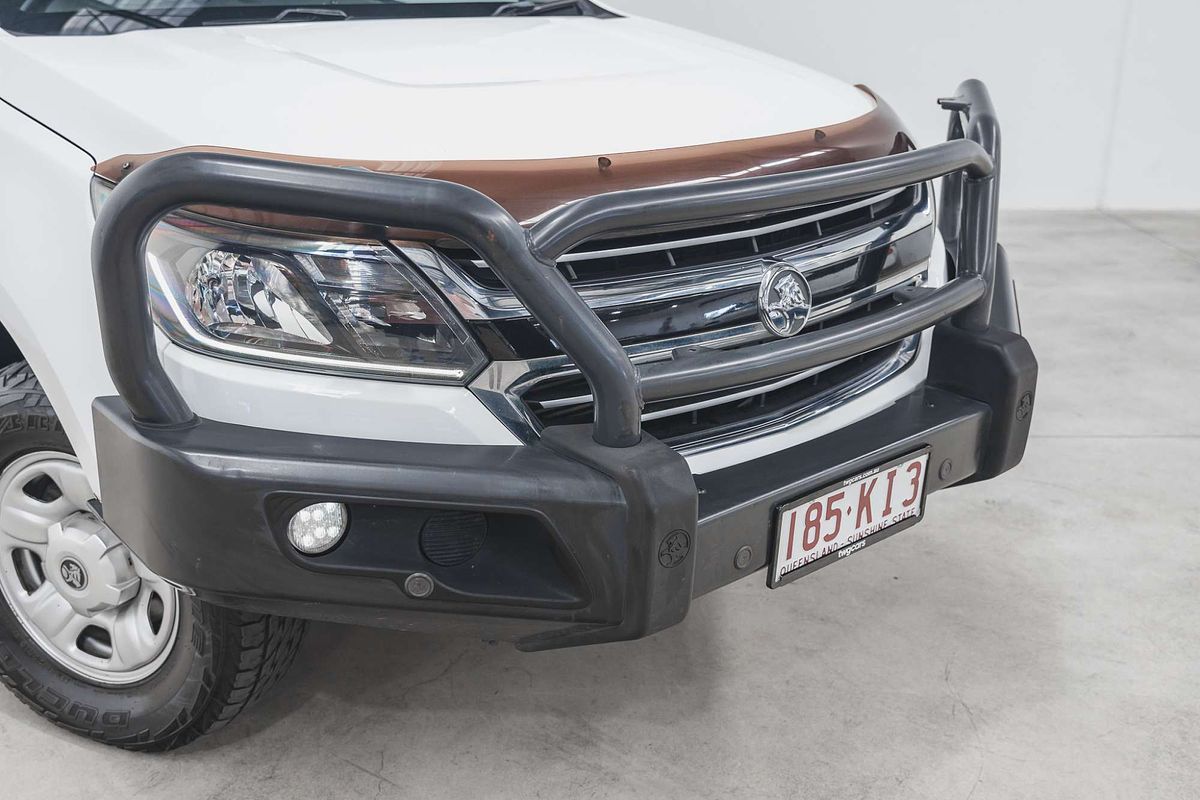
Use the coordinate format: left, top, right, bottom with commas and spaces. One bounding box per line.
287, 503, 349, 555
93, 179, 488, 383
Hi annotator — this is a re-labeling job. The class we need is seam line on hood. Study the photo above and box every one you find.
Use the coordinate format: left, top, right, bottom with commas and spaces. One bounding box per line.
0, 96, 97, 165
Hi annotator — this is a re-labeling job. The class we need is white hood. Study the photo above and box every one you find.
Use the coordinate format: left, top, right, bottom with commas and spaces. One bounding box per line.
1, 15, 875, 162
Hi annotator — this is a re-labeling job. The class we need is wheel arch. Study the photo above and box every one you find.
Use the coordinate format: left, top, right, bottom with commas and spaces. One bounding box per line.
0, 317, 23, 370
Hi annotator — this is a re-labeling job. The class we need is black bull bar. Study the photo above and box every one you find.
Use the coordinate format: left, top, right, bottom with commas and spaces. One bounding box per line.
86, 80, 1032, 651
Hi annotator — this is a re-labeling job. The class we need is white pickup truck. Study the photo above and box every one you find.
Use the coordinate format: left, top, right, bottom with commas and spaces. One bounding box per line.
0, 0, 1035, 750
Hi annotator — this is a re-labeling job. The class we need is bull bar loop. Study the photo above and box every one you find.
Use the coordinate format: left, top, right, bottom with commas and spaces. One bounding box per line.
92, 79, 1001, 449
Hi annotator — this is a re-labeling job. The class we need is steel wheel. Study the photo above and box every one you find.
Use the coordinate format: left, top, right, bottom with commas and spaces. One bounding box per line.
0, 451, 178, 685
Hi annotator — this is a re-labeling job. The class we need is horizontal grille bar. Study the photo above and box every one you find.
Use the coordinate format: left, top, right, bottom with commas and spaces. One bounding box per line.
558, 187, 907, 263
638, 275, 985, 404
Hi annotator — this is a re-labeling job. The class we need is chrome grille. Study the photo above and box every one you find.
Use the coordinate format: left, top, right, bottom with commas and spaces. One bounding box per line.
406, 182, 936, 452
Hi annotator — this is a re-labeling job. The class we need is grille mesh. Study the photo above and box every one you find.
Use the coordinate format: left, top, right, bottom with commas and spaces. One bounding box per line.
420, 512, 488, 567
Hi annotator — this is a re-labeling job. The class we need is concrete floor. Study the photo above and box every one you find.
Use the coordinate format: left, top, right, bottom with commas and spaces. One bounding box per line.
1, 211, 1198, 799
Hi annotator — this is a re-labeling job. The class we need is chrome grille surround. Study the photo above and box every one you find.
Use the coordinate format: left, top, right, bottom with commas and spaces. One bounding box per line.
455, 181, 935, 453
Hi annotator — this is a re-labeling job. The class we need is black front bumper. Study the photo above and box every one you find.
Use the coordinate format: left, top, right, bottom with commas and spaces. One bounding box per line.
94, 316, 1035, 652
89, 80, 1034, 651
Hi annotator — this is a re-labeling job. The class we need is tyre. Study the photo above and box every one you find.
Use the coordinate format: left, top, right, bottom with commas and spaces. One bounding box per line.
0, 361, 305, 751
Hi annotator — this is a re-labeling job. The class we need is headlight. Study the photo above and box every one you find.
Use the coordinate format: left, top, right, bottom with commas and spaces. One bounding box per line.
94, 181, 487, 383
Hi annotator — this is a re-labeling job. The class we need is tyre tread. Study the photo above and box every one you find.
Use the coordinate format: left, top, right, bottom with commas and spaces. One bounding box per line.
137, 613, 307, 752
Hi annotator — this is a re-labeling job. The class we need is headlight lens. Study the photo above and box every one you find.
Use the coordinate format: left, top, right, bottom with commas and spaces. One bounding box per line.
139, 209, 486, 383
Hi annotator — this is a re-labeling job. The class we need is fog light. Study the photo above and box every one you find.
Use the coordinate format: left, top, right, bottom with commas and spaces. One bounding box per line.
287, 503, 348, 555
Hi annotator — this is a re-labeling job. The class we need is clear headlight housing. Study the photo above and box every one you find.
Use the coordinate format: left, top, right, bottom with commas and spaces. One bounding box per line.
95, 183, 487, 383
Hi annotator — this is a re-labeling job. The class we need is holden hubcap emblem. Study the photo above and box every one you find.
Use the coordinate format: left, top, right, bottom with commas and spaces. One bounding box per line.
59, 558, 88, 591
759, 260, 814, 338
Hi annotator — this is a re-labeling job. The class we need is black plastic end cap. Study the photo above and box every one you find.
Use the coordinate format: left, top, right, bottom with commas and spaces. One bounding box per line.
928, 323, 1038, 482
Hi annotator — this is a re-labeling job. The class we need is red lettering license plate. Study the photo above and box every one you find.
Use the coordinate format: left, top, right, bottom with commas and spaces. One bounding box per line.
769, 449, 931, 588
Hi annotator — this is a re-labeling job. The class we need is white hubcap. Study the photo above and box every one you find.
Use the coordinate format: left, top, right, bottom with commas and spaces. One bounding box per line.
0, 452, 178, 685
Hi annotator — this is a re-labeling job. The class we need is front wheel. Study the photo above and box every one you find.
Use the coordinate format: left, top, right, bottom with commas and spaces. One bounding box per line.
0, 361, 305, 751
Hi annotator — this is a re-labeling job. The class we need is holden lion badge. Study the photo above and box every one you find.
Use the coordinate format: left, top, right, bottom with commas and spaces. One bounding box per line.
759, 260, 814, 338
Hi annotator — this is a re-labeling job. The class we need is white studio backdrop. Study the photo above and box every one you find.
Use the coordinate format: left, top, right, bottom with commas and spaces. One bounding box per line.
615, 0, 1199, 210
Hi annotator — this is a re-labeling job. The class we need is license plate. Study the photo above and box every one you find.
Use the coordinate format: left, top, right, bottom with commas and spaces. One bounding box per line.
769, 449, 931, 588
